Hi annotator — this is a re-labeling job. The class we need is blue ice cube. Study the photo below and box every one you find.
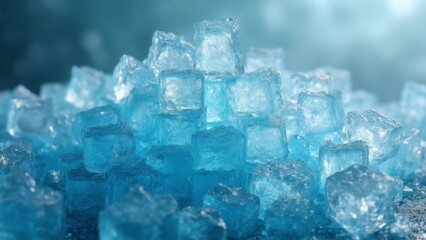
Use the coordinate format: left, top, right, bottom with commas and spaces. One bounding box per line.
158, 109, 204, 146
163, 206, 226, 240
314, 67, 352, 99
264, 197, 314, 239
204, 79, 232, 127
191, 170, 243, 207
65, 66, 111, 110
245, 48, 285, 73
159, 71, 204, 113
248, 160, 317, 218
60, 151, 84, 172
344, 110, 403, 164
65, 167, 106, 229
7, 85, 52, 137
39, 82, 71, 113
147, 31, 195, 76
106, 163, 163, 205
318, 141, 369, 192
245, 121, 288, 164
192, 126, 245, 172
0, 144, 35, 179
83, 123, 135, 173
226, 68, 281, 117
73, 105, 120, 142
194, 18, 243, 74
0, 170, 64, 239
122, 86, 159, 155
291, 72, 332, 97
400, 81, 426, 121
326, 165, 403, 238
113, 54, 156, 102
146, 145, 192, 205
99, 186, 177, 240
287, 135, 309, 161
46, 113, 76, 151
297, 91, 344, 134
203, 184, 260, 238
377, 128, 425, 178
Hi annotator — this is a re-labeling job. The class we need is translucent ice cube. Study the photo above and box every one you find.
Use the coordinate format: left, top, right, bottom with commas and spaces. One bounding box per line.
248, 160, 317, 218
83, 123, 135, 173
264, 197, 314, 239
191, 126, 245, 172
163, 206, 226, 240
147, 31, 195, 76
99, 186, 177, 240
297, 91, 344, 134
326, 165, 403, 238
203, 184, 260, 238
194, 18, 243, 74
65, 66, 111, 110
159, 71, 204, 113
113, 54, 156, 102
0, 170, 64, 239
226, 68, 281, 117
344, 110, 402, 164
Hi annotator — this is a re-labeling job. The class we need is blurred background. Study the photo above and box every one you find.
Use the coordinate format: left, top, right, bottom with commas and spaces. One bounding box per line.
1, 0, 426, 101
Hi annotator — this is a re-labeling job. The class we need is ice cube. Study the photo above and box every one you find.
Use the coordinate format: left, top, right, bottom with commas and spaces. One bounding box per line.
245, 121, 288, 164
204, 79, 232, 127
146, 145, 192, 205
7, 85, 52, 137
83, 123, 135, 173
163, 206, 226, 240
297, 91, 344, 134
72, 105, 120, 143
226, 68, 281, 118
326, 164, 403, 238
0, 170, 64, 239
377, 128, 426, 178
121, 86, 159, 155
194, 18, 243, 74
191, 126, 245, 172
264, 197, 314, 239
65, 66, 111, 110
159, 71, 203, 113
344, 110, 403, 164
147, 31, 195, 76
248, 160, 317, 218
0, 144, 35, 179
203, 184, 260, 238
113, 54, 156, 102
99, 186, 177, 240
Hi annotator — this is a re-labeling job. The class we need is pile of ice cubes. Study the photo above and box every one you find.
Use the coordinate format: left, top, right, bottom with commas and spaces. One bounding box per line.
0, 18, 425, 239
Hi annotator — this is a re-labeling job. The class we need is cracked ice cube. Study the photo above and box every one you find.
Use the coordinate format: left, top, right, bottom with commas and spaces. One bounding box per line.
344, 110, 402, 164
194, 18, 243, 74
326, 165, 403, 238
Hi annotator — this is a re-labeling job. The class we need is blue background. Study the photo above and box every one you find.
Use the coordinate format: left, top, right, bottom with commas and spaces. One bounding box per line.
1, 0, 426, 101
